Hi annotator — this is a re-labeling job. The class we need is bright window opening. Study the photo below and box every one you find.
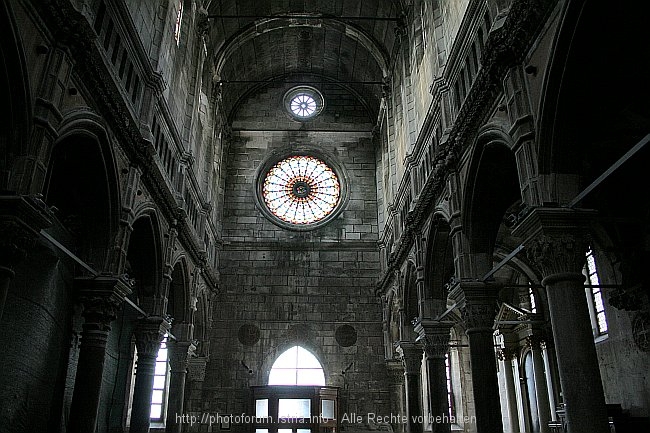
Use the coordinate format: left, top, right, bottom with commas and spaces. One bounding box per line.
268, 346, 325, 386
150, 334, 169, 420
584, 248, 608, 337
528, 284, 537, 313
445, 353, 455, 418
262, 156, 340, 225
283, 86, 324, 120
290, 93, 317, 117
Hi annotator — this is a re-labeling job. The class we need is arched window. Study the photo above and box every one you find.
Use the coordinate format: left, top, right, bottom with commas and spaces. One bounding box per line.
269, 346, 325, 386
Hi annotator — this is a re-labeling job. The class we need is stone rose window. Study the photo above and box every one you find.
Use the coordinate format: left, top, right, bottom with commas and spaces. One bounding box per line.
284, 86, 324, 120
262, 155, 340, 226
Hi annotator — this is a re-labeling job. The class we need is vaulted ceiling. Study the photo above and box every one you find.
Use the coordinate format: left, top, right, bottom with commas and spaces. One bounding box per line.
205, 0, 404, 120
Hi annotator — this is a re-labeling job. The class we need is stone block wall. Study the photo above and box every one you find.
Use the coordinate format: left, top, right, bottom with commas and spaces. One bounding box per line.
207, 82, 391, 432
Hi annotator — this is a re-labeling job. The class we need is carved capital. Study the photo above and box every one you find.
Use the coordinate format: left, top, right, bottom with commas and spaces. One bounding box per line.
134, 316, 171, 357
512, 207, 596, 281
496, 346, 518, 361
75, 275, 132, 331
385, 359, 405, 384
524, 334, 546, 351
187, 356, 209, 382
395, 341, 423, 375
414, 320, 453, 359
167, 340, 197, 373
526, 235, 587, 281
0, 195, 53, 273
461, 301, 497, 331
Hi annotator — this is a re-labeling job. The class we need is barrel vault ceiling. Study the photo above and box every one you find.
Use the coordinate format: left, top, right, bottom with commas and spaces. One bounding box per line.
204, 0, 405, 119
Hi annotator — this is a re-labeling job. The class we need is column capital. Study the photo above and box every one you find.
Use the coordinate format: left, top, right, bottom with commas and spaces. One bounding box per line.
395, 341, 423, 375
0, 194, 53, 271
524, 334, 547, 350
512, 207, 596, 282
75, 275, 132, 330
134, 316, 171, 356
167, 339, 197, 373
413, 320, 453, 359
187, 356, 209, 382
496, 346, 519, 361
452, 281, 499, 332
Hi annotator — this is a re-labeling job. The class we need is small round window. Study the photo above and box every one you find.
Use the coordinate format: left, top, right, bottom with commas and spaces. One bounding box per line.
284, 86, 324, 120
262, 155, 341, 226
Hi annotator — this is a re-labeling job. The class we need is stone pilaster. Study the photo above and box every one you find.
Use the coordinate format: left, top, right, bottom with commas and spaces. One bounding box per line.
414, 320, 453, 433
395, 342, 423, 433
513, 207, 609, 433
68, 275, 132, 433
130, 316, 171, 433
0, 195, 52, 320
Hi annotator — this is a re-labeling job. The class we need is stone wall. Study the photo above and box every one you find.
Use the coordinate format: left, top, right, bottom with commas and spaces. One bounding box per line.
208, 81, 391, 432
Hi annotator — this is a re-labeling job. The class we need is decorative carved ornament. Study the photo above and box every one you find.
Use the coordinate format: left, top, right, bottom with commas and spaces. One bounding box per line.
526, 234, 588, 279
461, 302, 496, 331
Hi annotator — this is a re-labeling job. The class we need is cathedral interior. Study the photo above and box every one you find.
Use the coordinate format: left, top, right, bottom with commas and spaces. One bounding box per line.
1, 1, 650, 433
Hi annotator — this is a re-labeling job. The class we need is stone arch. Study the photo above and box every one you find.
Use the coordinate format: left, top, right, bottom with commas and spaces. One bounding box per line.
0, 0, 31, 193
424, 214, 454, 315
125, 211, 163, 308
168, 257, 191, 325
537, 0, 650, 184
44, 115, 121, 270
462, 126, 521, 276
403, 261, 419, 341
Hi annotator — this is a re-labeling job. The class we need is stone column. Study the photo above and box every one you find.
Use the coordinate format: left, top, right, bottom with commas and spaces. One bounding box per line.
130, 316, 171, 433
526, 336, 552, 433
414, 320, 453, 433
457, 282, 504, 433
0, 195, 52, 321
386, 360, 406, 433
68, 275, 132, 433
165, 337, 196, 433
513, 207, 609, 433
395, 342, 423, 433
496, 347, 519, 433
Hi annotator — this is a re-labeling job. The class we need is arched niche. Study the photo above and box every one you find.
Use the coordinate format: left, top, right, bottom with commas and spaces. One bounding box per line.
125, 214, 162, 308
44, 128, 119, 269
167, 259, 191, 332
424, 216, 454, 316
462, 133, 521, 276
